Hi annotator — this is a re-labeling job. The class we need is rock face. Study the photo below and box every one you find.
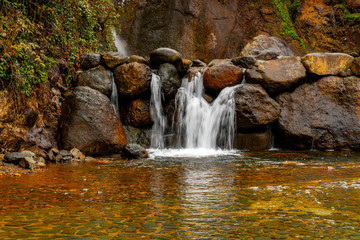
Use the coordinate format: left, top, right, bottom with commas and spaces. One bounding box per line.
240, 35, 296, 59
126, 99, 152, 128
276, 76, 360, 150
150, 48, 182, 69
61, 86, 127, 155
77, 66, 113, 97
203, 65, 243, 95
113, 62, 151, 99
302, 53, 354, 76
234, 84, 281, 131
158, 63, 182, 100
246, 57, 306, 94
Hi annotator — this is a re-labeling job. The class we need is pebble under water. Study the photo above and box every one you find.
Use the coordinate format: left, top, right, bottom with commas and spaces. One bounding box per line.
1, 151, 360, 239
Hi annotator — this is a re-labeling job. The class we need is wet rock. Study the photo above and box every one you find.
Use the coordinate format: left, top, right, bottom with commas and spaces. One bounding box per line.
240, 35, 295, 59
19, 157, 36, 169
203, 65, 243, 95
46, 148, 59, 162
150, 48, 182, 69
4, 152, 25, 164
176, 59, 193, 73
55, 150, 72, 162
208, 59, 233, 67
192, 60, 207, 68
35, 156, 45, 163
61, 86, 127, 155
36, 162, 46, 168
275, 76, 360, 150
79, 53, 101, 70
246, 57, 306, 94
20, 150, 35, 158
77, 66, 113, 97
234, 84, 281, 131
123, 125, 151, 148
158, 63, 182, 100
113, 62, 151, 99
187, 67, 205, 80
236, 128, 272, 151
203, 94, 214, 103
70, 148, 85, 159
351, 57, 360, 76
101, 52, 129, 69
129, 55, 148, 65
302, 53, 354, 76
123, 143, 149, 159
126, 99, 152, 128
231, 56, 256, 68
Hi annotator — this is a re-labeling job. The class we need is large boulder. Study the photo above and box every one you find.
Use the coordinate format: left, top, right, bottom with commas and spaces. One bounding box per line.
126, 99, 152, 128
77, 66, 113, 97
203, 65, 243, 95
61, 86, 127, 155
234, 84, 281, 131
240, 35, 295, 59
113, 62, 151, 99
158, 63, 182, 100
246, 57, 306, 94
79, 53, 101, 70
301, 53, 354, 76
101, 52, 129, 69
150, 48, 182, 68
275, 76, 360, 150
351, 57, 360, 76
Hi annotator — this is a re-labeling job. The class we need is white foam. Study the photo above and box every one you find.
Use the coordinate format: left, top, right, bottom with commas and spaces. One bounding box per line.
148, 148, 241, 158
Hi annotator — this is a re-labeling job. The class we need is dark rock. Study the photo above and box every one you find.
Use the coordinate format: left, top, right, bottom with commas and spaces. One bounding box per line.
203, 65, 243, 95
79, 53, 101, 70
203, 94, 214, 103
77, 66, 113, 97
101, 52, 129, 69
236, 128, 272, 151
231, 56, 256, 68
123, 143, 149, 159
19, 157, 36, 169
150, 48, 182, 68
235, 84, 281, 131
275, 76, 360, 150
123, 125, 151, 148
113, 62, 151, 99
351, 57, 360, 76
192, 60, 207, 68
23, 107, 38, 128
240, 35, 295, 59
245, 57, 306, 94
35, 156, 45, 163
158, 63, 182, 100
46, 148, 59, 162
61, 86, 128, 155
126, 99, 152, 128
129, 55, 148, 65
176, 59, 193, 73
25, 127, 55, 150
4, 152, 25, 164
55, 150, 72, 162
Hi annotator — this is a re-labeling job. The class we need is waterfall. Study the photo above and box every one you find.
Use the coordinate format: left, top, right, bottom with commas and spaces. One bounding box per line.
112, 28, 129, 57
150, 73, 167, 149
172, 71, 237, 149
110, 73, 120, 118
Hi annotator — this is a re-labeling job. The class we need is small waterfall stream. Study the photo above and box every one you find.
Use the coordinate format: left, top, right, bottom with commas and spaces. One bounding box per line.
110, 73, 120, 118
112, 28, 129, 57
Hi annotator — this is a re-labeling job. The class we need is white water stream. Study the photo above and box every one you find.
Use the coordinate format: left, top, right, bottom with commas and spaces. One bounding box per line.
113, 28, 129, 57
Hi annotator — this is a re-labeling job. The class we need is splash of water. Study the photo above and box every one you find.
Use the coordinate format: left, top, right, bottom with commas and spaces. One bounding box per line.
110, 73, 120, 118
112, 28, 129, 57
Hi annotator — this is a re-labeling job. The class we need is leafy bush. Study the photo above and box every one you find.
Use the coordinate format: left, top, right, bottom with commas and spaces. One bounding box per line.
335, 3, 360, 23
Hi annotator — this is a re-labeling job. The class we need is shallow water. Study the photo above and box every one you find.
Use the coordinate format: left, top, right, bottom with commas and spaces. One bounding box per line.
1, 150, 360, 239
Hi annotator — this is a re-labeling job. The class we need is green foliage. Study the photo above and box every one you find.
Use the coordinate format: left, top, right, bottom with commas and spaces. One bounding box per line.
272, 0, 305, 49
335, 4, 360, 23
0, 0, 118, 95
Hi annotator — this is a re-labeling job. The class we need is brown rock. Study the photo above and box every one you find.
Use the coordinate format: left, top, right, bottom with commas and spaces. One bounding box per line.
126, 99, 152, 128
177, 59, 193, 73
149, 48, 182, 68
113, 62, 151, 99
70, 148, 85, 159
19, 157, 36, 169
77, 66, 113, 97
129, 55, 148, 65
351, 57, 360, 76
275, 76, 360, 150
203, 65, 243, 95
302, 53, 354, 76
61, 86, 127, 155
101, 52, 129, 69
208, 59, 233, 67
246, 57, 306, 94
79, 53, 101, 70
236, 128, 272, 151
234, 84, 281, 131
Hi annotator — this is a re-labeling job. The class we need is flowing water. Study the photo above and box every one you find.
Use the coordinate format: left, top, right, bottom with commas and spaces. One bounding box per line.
112, 28, 129, 57
110, 73, 120, 118
1, 151, 360, 239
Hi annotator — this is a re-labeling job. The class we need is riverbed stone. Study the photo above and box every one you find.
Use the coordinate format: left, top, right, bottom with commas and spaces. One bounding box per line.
246, 57, 306, 94
79, 53, 101, 70
301, 53, 354, 76
55, 150, 73, 162
123, 143, 149, 159
20, 150, 35, 158
351, 57, 360, 76
70, 148, 85, 159
126, 99, 152, 128
61, 86, 127, 155
234, 84, 281, 131
150, 48, 182, 69
203, 64, 243, 95
4, 152, 25, 164
240, 35, 295, 59
77, 66, 113, 97
113, 62, 151, 99
19, 157, 36, 169
158, 63, 182, 100
275, 75, 360, 150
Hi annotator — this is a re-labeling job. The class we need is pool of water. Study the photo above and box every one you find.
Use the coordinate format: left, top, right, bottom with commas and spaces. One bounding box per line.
1, 150, 360, 239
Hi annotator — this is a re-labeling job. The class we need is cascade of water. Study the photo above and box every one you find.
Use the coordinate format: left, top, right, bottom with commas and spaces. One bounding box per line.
110, 73, 120, 118
150, 73, 167, 149
112, 28, 129, 57
173, 71, 237, 149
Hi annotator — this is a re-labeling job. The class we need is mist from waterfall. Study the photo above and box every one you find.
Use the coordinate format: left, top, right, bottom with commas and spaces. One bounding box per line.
112, 28, 129, 57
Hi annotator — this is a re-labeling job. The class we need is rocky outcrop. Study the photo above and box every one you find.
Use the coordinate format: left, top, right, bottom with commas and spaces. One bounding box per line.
158, 63, 182, 100
61, 86, 127, 155
275, 76, 360, 150
246, 57, 306, 94
234, 84, 281, 131
113, 62, 151, 99
126, 99, 152, 128
301, 53, 354, 76
77, 66, 113, 97
203, 64, 243, 95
